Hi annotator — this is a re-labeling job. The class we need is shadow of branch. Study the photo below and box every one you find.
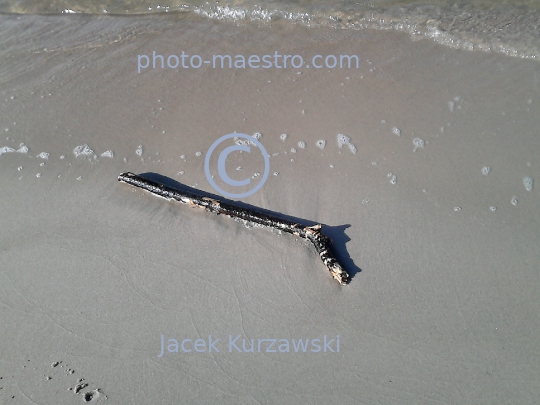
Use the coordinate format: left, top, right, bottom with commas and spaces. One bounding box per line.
139, 172, 362, 281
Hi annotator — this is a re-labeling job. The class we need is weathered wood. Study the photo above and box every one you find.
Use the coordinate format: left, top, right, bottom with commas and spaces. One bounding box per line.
118, 172, 350, 285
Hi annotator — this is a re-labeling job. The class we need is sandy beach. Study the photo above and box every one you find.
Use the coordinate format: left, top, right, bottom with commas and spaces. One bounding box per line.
1, 10, 539, 404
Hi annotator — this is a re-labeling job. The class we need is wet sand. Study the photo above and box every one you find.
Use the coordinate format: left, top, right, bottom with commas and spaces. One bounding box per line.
1, 13, 539, 404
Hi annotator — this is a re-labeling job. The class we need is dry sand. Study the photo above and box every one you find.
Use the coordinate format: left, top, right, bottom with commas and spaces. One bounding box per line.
1, 13, 539, 404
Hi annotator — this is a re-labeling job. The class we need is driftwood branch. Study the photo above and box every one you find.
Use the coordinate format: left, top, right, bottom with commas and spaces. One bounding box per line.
118, 172, 350, 285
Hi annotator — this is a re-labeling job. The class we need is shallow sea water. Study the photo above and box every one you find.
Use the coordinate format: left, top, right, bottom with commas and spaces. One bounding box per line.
1, 0, 540, 58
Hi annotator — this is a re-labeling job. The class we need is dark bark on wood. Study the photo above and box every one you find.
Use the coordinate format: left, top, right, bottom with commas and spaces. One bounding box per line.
118, 172, 350, 285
